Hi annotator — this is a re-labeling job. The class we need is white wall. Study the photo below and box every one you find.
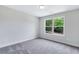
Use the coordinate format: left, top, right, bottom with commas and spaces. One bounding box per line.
39, 9, 79, 47
0, 6, 39, 48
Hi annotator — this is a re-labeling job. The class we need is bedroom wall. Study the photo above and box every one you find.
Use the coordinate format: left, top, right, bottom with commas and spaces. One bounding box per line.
0, 6, 39, 48
39, 9, 79, 47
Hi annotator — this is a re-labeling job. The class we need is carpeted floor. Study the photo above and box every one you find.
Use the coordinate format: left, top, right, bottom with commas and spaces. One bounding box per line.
0, 39, 79, 54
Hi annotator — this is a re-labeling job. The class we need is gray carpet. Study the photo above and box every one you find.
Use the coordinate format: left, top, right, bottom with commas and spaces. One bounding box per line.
0, 39, 79, 54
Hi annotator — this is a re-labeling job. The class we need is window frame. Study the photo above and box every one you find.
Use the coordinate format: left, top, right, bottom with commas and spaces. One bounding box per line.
44, 16, 65, 36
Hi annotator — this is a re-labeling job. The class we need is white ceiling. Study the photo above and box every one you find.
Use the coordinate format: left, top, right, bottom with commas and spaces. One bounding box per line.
5, 5, 79, 17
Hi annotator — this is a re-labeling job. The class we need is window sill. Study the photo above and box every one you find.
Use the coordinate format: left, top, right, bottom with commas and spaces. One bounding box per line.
45, 33, 64, 36
53, 33, 64, 36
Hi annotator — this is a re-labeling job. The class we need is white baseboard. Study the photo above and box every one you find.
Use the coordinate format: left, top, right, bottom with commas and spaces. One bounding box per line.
0, 36, 37, 48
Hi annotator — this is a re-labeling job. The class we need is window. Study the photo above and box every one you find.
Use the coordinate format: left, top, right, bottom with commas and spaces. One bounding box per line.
45, 16, 64, 35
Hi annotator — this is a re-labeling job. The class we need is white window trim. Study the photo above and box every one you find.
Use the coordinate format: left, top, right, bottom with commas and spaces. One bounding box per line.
44, 16, 65, 36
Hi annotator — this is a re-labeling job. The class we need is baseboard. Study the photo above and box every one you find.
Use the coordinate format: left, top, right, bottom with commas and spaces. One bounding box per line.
0, 36, 37, 48
41, 37, 79, 48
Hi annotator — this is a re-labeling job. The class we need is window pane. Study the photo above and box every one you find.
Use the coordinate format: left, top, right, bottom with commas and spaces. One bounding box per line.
45, 27, 52, 33
46, 20, 52, 26
54, 17, 64, 27
54, 27, 63, 34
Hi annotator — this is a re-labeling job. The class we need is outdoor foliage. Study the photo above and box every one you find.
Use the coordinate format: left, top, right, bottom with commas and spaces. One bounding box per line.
46, 27, 52, 31
46, 20, 52, 26
54, 27, 63, 34
54, 17, 64, 27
